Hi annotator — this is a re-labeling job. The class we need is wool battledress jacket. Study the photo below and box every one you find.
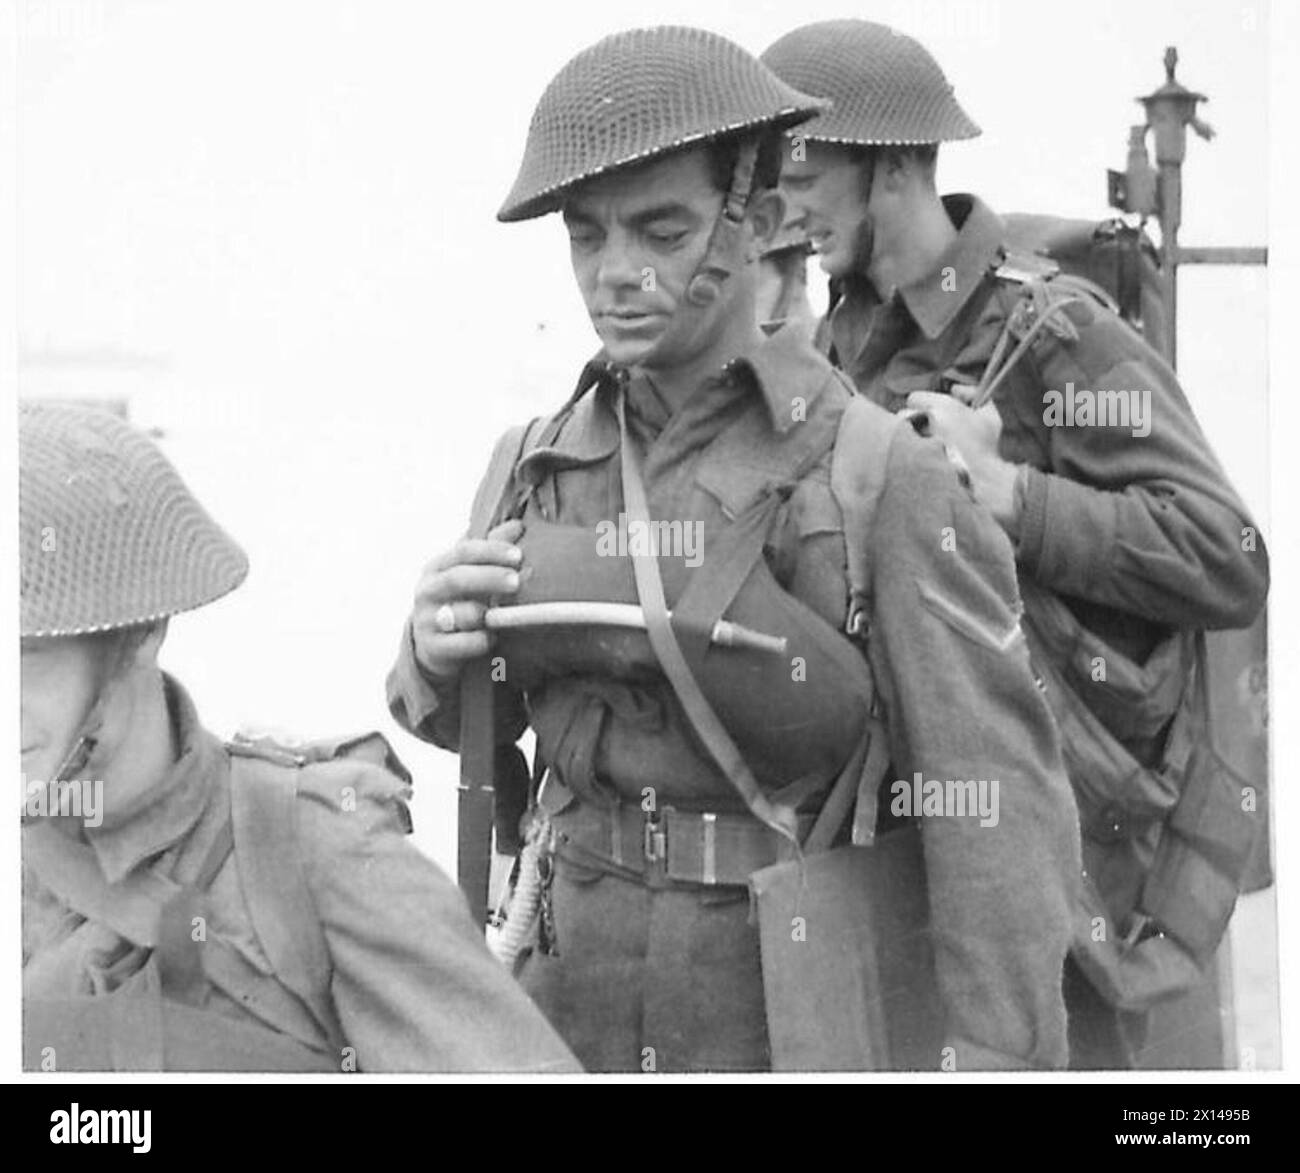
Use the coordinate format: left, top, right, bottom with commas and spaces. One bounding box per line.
821, 194, 1269, 1024
388, 323, 1083, 1071
23, 675, 580, 1073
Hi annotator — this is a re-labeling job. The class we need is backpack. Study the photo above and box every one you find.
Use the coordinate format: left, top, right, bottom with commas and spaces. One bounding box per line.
1001, 213, 1167, 354
986, 215, 1267, 1012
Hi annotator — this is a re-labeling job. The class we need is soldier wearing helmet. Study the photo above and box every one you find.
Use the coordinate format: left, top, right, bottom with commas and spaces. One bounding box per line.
388, 26, 1081, 1071
762, 19, 1269, 1067
20, 401, 579, 1073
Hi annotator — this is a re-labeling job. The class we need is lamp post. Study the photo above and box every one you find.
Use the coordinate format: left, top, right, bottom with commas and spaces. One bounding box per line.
1109, 47, 1267, 368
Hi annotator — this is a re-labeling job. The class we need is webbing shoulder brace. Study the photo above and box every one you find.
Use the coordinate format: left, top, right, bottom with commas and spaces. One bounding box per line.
829, 384, 906, 642
224, 730, 412, 1049
971, 248, 1118, 410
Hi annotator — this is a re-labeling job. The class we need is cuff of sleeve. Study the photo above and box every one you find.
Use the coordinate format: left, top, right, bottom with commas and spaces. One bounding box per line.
385, 620, 452, 742
1013, 465, 1050, 576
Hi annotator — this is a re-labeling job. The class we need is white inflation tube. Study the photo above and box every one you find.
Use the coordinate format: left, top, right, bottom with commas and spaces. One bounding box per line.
487, 824, 546, 970
483, 602, 787, 656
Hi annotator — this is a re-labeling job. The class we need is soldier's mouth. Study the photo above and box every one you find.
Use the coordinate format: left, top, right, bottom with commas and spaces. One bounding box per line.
598, 311, 663, 333
600, 309, 660, 322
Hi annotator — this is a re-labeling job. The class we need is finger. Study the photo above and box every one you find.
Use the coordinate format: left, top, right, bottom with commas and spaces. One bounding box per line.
487, 518, 525, 543
431, 536, 524, 573
906, 391, 948, 411
414, 600, 487, 635
417, 563, 521, 607
412, 630, 493, 676
950, 382, 979, 406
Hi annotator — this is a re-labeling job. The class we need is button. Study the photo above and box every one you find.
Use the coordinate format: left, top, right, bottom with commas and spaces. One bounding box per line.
1092, 802, 1129, 843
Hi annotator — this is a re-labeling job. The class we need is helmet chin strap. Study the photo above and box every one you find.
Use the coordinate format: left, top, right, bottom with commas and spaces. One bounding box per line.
44, 627, 147, 791
616, 139, 758, 375
850, 148, 878, 284
625, 140, 758, 374
685, 139, 760, 307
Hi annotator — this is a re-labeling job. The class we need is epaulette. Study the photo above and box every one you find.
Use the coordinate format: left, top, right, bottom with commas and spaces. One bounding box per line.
987, 247, 1086, 347
991, 247, 1060, 285
226, 729, 412, 783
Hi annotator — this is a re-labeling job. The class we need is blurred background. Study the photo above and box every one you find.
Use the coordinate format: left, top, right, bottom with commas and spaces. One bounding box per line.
13, 0, 1281, 1067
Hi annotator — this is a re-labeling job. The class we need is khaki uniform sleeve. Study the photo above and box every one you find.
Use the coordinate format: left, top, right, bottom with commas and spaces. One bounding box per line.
868, 428, 1081, 1070
1011, 306, 1268, 629
295, 763, 580, 1073
386, 427, 533, 749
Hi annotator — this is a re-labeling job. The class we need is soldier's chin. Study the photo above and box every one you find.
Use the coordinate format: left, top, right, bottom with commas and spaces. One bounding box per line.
597, 324, 667, 368
815, 242, 854, 281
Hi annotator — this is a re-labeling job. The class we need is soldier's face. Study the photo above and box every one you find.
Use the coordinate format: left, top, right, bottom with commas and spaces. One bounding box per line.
20, 635, 108, 793
563, 150, 745, 368
779, 142, 872, 280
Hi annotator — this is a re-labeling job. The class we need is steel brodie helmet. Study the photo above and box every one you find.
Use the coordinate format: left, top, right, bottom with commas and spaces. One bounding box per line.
499, 25, 828, 222
20, 401, 249, 639
761, 19, 980, 146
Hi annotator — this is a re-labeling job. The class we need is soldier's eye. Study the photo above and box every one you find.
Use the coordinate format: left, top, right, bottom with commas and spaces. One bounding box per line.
646, 229, 687, 247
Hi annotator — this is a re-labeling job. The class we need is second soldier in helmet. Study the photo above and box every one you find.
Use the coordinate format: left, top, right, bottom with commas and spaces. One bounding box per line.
20, 402, 579, 1073
389, 26, 1081, 1071
760, 18, 1268, 1069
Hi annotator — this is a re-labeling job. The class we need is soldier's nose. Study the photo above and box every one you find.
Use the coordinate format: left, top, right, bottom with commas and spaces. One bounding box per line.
594, 248, 644, 293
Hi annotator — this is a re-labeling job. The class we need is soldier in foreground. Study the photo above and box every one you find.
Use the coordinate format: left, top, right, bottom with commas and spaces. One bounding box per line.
389, 26, 1081, 1072
762, 19, 1269, 1067
20, 401, 579, 1073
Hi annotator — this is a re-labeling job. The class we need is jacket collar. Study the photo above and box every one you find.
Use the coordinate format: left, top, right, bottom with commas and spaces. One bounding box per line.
831, 194, 1006, 344
555, 322, 835, 454
84, 674, 224, 883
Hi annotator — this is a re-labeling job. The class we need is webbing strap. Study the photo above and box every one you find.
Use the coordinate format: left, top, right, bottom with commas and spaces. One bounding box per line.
830, 394, 904, 638
228, 754, 345, 1051
23, 823, 178, 949
670, 491, 780, 673
971, 285, 1087, 409
615, 394, 798, 845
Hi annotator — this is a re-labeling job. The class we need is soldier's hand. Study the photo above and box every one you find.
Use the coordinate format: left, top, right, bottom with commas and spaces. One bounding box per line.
411, 519, 524, 680
905, 392, 1020, 530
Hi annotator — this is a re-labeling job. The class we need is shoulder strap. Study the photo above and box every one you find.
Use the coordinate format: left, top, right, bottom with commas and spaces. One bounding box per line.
227, 751, 346, 1050
818, 393, 906, 849
829, 392, 906, 640
971, 257, 1113, 410
467, 417, 545, 540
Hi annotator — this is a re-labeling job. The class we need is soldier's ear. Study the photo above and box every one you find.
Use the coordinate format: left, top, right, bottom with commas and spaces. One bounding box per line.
746, 189, 787, 255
